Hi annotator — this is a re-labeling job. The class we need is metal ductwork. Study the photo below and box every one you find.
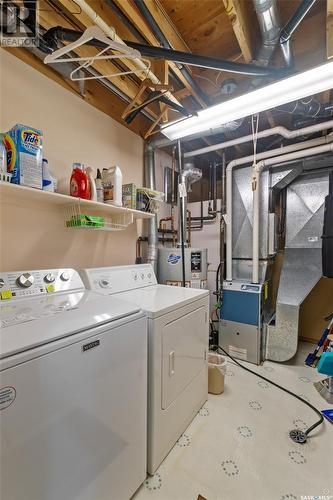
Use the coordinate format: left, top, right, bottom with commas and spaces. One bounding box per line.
253, 0, 281, 67
177, 162, 202, 248
266, 172, 330, 362
279, 0, 317, 67
144, 144, 158, 272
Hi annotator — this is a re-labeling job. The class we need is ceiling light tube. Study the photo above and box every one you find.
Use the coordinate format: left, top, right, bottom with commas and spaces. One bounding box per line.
162, 60, 333, 140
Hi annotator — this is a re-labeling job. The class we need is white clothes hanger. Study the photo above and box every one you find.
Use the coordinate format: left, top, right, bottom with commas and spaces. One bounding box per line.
44, 25, 150, 80
69, 44, 151, 81
44, 26, 141, 64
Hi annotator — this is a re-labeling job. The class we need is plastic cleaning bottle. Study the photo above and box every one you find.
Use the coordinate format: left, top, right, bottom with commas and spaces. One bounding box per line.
95, 169, 104, 203
42, 158, 55, 192
103, 166, 123, 206
86, 167, 97, 201
70, 162, 91, 199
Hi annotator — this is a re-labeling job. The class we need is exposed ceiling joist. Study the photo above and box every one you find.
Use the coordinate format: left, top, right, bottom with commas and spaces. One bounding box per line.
112, 0, 207, 108
222, 0, 253, 63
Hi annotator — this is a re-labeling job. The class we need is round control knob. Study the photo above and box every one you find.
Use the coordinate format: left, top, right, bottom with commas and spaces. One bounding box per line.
0, 278, 5, 288
44, 273, 56, 284
17, 273, 34, 288
60, 272, 70, 282
99, 279, 110, 289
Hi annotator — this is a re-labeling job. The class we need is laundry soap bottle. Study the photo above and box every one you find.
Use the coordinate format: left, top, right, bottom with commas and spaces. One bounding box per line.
103, 166, 123, 206
70, 162, 91, 199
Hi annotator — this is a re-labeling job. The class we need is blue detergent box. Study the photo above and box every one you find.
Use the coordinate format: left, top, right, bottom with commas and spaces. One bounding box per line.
4, 124, 43, 189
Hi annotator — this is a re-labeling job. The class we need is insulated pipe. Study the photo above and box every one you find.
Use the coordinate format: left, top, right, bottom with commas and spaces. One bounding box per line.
225, 133, 333, 281
251, 141, 333, 283
132, 0, 210, 106
184, 119, 333, 158
144, 144, 158, 272
126, 41, 284, 77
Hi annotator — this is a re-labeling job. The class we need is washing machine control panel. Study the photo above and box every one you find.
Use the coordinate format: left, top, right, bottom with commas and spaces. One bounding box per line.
0, 269, 85, 301
82, 264, 157, 294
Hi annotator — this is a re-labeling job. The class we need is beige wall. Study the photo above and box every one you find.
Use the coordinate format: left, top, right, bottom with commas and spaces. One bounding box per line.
0, 50, 145, 272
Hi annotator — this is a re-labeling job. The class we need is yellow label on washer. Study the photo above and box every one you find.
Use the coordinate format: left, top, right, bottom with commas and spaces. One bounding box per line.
46, 284, 55, 293
264, 282, 268, 301
1, 290, 13, 300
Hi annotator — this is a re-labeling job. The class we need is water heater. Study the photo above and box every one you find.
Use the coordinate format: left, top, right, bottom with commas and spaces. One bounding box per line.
158, 247, 208, 289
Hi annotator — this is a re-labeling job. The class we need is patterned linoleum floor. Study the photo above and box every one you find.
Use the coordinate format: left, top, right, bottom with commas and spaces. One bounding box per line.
134, 342, 333, 500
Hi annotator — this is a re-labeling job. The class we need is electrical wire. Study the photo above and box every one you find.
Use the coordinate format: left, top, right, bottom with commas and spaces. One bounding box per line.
214, 339, 324, 440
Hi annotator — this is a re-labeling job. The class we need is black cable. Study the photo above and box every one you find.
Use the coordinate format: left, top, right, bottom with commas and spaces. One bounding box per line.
211, 333, 324, 440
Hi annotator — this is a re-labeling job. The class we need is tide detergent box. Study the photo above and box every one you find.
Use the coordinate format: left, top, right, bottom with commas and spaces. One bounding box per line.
4, 124, 43, 189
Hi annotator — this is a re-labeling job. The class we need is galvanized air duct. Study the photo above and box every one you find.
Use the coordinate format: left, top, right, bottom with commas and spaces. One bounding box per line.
279, 0, 317, 67
253, 0, 281, 67
144, 143, 158, 272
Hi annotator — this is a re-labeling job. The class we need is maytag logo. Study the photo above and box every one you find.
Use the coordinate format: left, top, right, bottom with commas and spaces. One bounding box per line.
82, 340, 100, 352
0, 1, 38, 47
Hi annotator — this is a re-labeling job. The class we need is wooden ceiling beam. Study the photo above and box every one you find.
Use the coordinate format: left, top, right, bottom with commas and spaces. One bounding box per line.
47, 0, 161, 118
142, 0, 191, 53
327, 0, 333, 59
222, 0, 253, 63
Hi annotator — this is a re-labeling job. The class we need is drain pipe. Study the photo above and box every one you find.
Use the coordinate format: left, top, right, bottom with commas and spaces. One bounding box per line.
144, 143, 158, 273
225, 132, 333, 281
252, 140, 333, 283
184, 119, 333, 158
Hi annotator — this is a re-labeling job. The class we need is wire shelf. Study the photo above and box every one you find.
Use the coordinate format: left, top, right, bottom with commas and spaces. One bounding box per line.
136, 188, 164, 214
64, 201, 133, 231
0, 172, 12, 183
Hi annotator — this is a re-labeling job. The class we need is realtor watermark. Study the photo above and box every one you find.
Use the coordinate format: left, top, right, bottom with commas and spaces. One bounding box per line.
301, 492, 332, 500
0, 1, 38, 47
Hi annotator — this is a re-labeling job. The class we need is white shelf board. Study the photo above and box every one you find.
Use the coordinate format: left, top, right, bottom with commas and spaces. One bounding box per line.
0, 181, 154, 220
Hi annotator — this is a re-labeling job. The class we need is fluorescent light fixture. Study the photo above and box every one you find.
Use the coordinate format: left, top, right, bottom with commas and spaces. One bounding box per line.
162, 60, 333, 141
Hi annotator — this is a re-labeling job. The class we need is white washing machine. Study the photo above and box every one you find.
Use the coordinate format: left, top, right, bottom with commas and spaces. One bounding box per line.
0, 268, 147, 500
80, 264, 209, 474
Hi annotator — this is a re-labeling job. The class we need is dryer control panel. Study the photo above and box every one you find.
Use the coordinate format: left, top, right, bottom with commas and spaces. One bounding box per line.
0, 269, 84, 300
81, 264, 157, 294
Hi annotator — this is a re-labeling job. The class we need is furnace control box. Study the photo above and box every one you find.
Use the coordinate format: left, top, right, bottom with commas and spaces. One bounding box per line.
219, 280, 269, 364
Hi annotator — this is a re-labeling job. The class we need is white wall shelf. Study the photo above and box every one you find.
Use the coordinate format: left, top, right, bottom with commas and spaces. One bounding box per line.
0, 182, 154, 231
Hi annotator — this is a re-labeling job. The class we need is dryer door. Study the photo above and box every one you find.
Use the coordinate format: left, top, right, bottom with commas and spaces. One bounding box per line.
161, 302, 207, 410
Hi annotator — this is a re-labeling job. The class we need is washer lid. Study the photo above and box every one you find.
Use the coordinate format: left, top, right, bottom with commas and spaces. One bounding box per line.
0, 291, 141, 359
115, 284, 209, 318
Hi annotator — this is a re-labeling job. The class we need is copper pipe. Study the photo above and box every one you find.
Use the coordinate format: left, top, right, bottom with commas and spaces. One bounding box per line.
187, 209, 192, 246
171, 147, 176, 206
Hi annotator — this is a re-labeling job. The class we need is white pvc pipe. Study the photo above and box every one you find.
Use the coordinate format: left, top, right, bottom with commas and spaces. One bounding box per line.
74, 0, 181, 106
225, 131, 333, 281
184, 119, 333, 158
252, 141, 333, 283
